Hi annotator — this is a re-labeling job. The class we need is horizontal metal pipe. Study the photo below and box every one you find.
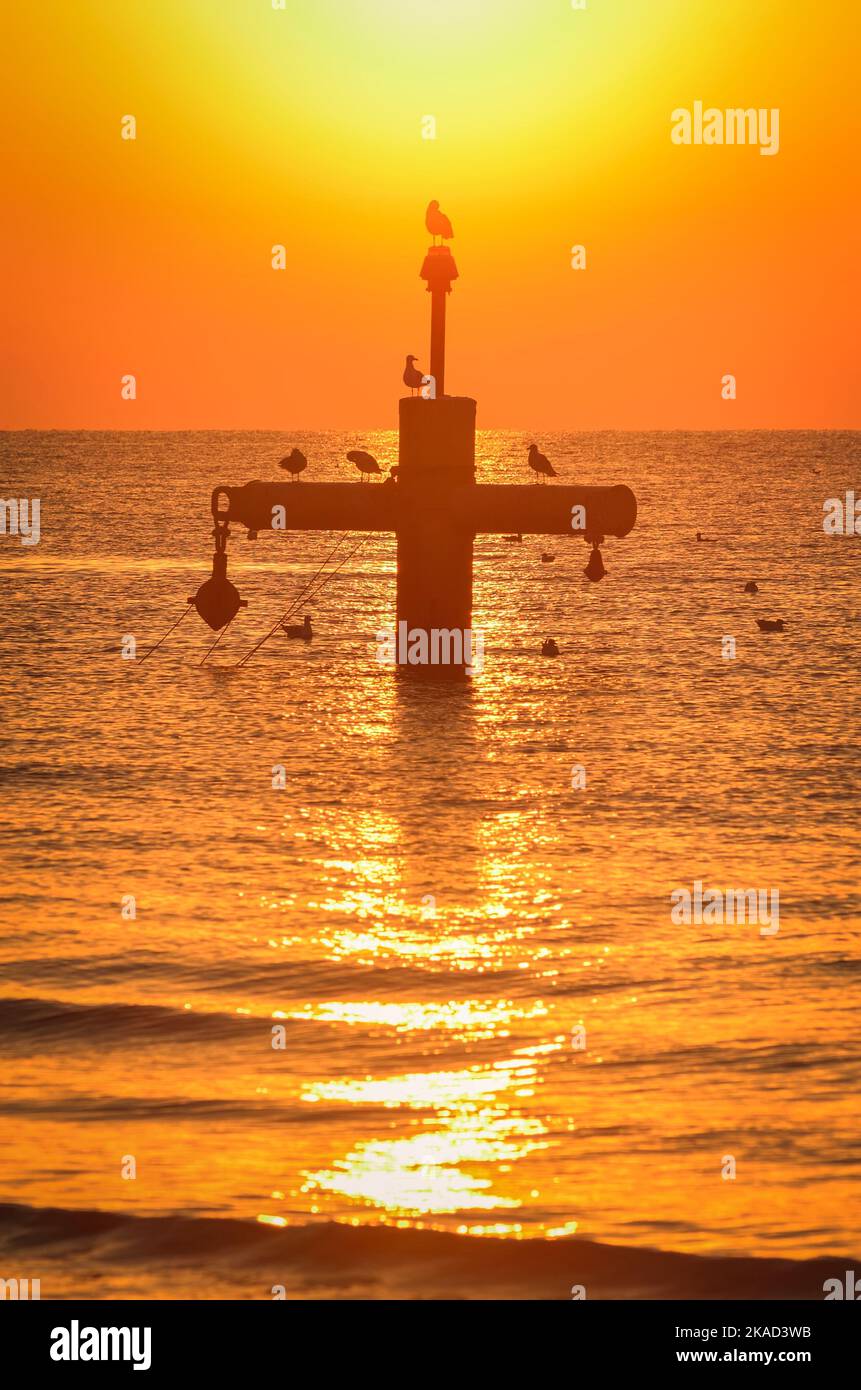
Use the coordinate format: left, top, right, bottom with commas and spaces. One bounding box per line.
222, 481, 400, 533
221, 480, 636, 540
456, 484, 637, 538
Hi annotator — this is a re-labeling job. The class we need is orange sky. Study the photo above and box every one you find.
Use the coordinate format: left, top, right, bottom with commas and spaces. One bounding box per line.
2, 0, 858, 429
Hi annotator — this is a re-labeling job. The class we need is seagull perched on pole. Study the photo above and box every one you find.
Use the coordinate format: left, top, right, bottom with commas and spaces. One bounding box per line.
347, 449, 382, 482
403, 355, 425, 395
279, 447, 307, 481
527, 444, 557, 484
425, 200, 454, 245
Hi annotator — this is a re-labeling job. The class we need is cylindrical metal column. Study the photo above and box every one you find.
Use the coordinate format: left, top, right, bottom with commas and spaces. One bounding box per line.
396, 395, 477, 678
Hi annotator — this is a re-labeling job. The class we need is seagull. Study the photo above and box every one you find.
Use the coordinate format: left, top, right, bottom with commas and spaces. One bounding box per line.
279, 448, 307, 481
347, 449, 382, 482
403, 355, 425, 395
282, 614, 312, 640
528, 444, 557, 484
426, 200, 454, 244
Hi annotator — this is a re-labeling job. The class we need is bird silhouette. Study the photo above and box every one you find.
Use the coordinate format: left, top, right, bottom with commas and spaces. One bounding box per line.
347, 449, 382, 482
503, 533, 523, 543
279, 448, 307, 481
757, 618, 785, 632
528, 444, 557, 484
426, 200, 454, 244
744, 581, 759, 594
541, 638, 560, 657
282, 614, 312, 640
541, 553, 555, 563
403, 355, 425, 395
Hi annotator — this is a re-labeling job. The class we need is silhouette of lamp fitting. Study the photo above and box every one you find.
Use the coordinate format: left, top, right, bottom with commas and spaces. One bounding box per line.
188, 488, 247, 631
584, 537, 607, 583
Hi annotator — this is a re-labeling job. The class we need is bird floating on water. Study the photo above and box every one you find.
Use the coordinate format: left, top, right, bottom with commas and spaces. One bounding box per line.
426, 200, 454, 244
528, 444, 557, 484
347, 449, 382, 482
282, 614, 312, 640
403, 355, 425, 395
279, 448, 307, 481
744, 580, 759, 594
503, 533, 523, 543
541, 553, 555, 564
541, 638, 560, 657
756, 618, 785, 632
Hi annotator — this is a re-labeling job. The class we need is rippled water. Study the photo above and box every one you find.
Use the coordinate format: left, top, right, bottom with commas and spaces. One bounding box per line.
1, 429, 859, 1297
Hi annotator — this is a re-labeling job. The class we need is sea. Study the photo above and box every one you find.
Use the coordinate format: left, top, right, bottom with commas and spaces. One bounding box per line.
1, 429, 859, 1299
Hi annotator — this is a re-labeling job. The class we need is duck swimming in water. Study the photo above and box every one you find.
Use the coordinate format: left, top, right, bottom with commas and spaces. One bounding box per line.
541, 637, 560, 657
541, 553, 555, 563
756, 618, 785, 632
744, 580, 759, 594
282, 614, 313, 640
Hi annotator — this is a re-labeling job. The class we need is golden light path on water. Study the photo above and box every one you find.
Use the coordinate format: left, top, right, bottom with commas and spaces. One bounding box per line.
287, 1043, 563, 1225
245, 793, 616, 1235
242, 778, 568, 1231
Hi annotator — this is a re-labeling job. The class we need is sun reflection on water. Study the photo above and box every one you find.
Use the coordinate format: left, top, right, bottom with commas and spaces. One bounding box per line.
299, 1044, 562, 1221
286, 997, 547, 1040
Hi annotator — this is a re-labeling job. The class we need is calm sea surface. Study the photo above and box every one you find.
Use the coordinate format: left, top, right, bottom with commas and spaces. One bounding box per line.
1, 430, 859, 1297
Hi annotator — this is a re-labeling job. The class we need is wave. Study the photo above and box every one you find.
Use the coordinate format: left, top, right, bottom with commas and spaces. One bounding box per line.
0, 995, 260, 1047
0, 1202, 855, 1301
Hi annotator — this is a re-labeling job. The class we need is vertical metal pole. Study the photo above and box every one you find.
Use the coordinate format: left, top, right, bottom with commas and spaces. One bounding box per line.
430, 287, 446, 397
421, 246, 457, 401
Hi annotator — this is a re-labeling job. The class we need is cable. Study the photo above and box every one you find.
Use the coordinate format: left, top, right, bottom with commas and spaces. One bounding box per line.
234, 532, 353, 667
235, 532, 371, 667
199, 609, 239, 666
136, 603, 193, 665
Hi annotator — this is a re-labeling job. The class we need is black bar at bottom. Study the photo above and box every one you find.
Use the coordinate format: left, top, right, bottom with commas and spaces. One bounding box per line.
3, 1298, 858, 1375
